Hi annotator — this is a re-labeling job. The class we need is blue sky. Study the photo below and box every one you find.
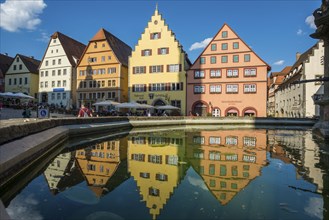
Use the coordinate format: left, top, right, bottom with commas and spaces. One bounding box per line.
0, 0, 321, 73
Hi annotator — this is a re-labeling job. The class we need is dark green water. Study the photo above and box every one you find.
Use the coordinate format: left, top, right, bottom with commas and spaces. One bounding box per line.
3, 128, 329, 220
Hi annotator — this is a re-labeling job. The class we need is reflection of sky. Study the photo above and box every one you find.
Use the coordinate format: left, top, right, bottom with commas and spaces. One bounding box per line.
304, 197, 323, 219
187, 176, 208, 191
6, 194, 43, 220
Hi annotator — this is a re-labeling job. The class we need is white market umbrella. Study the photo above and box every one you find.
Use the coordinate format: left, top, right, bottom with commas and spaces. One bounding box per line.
14, 92, 35, 99
156, 105, 180, 110
0, 92, 16, 98
93, 100, 120, 106
115, 102, 143, 109
138, 104, 155, 109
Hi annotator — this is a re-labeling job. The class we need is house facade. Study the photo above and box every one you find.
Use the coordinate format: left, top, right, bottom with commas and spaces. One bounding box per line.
0, 53, 14, 93
267, 66, 291, 116
5, 54, 40, 98
186, 24, 271, 117
275, 40, 324, 118
38, 32, 86, 108
76, 28, 131, 108
128, 7, 191, 115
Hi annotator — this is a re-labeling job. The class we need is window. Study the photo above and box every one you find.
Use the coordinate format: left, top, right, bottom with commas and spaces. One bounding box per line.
243, 136, 256, 147
244, 84, 256, 93
226, 136, 238, 145
158, 47, 169, 55
63, 80, 67, 87
40, 82, 44, 88
150, 83, 165, 91
14, 78, 17, 85
167, 64, 181, 72
45, 61, 48, 66
52, 59, 55, 65
210, 69, 221, 78
211, 56, 216, 64
41, 71, 44, 77
244, 68, 256, 76
244, 54, 251, 62
156, 173, 168, 181
57, 93, 61, 100
51, 93, 55, 100
200, 57, 205, 64
151, 32, 161, 39
88, 57, 97, 63
194, 85, 205, 94
171, 100, 181, 108
171, 83, 182, 91
211, 44, 217, 51
149, 155, 162, 164
315, 75, 323, 85
193, 136, 205, 144
210, 85, 221, 93
233, 42, 239, 49
149, 65, 163, 73
221, 43, 228, 50
45, 71, 48, 76
58, 59, 61, 65
19, 78, 22, 85
52, 70, 55, 76
19, 64, 22, 70
221, 56, 228, 63
13, 65, 16, 70
108, 67, 116, 74
133, 84, 146, 92
63, 93, 66, 100
16, 57, 19, 62
222, 31, 228, 38
63, 69, 67, 75
220, 165, 227, 176
52, 81, 55, 87
209, 137, 220, 144
226, 84, 238, 93
227, 69, 238, 77
45, 81, 48, 88
101, 56, 105, 62
58, 69, 61, 76
149, 187, 160, 196
142, 49, 152, 56
194, 70, 205, 78
57, 80, 61, 87
24, 77, 27, 84
233, 55, 239, 63
133, 66, 146, 74
9, 78, 11, 85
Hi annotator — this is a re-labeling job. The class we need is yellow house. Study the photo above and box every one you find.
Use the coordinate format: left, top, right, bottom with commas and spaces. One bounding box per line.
127, 131, 187, 220
5, 54, 40, 99
128, 6, 191, 115
76, 28, 132, 108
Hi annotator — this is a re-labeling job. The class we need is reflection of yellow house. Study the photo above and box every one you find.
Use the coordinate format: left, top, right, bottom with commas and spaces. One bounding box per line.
186, 129, 267, 205
76, 28, 132, 108
128, 131, 187, 220
128, 6, 191, 115
75, 138, 127, 197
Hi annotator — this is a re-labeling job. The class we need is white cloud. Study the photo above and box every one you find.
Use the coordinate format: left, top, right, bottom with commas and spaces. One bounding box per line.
189, 38, 212, 51
273, 60, 284, 66
0, 0, 47, 32
304, 197, 323, 219
187, 176, 208, 190
297, 29, 305, 36
37, 31, 49, 43
6, 194, 43, 220
305, 15, 316, 29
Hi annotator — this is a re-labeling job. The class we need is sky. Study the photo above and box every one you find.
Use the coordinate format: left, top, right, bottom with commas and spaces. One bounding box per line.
0, 0, 322, 73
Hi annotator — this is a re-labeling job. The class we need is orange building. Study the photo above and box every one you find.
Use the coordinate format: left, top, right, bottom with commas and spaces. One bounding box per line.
76, 28, 131, 108
186, 24, 271, 117
185, 129, 267, 205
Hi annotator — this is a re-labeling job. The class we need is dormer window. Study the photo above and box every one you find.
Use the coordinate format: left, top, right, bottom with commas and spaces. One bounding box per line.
151, 32, 161, 40
16, 57, 19, 62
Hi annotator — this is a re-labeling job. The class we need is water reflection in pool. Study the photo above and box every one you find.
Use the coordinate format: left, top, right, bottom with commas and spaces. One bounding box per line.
3, 128, 329, 220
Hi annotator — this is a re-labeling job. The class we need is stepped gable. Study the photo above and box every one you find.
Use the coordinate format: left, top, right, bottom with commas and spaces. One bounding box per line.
91, 28, 132, 67
18, 54, 41, 73
132, 7, 191, 64
53, 32, 86, 67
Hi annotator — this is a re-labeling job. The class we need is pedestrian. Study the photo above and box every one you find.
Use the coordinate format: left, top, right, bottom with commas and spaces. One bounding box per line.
78, 104, 92, 117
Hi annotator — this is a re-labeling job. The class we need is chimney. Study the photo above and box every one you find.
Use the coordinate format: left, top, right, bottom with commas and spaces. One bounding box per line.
296, 52, 301, 61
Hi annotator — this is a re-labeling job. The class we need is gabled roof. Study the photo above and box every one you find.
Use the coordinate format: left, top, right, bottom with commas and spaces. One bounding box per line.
190, 23, 271, 71
17, 54, 41, 73
90, 28, 132, 66
0, 53, 14, 76
52, 32, 86, 67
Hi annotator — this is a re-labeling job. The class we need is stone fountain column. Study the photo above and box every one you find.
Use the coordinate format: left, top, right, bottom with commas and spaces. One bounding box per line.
310, 1, 329, 139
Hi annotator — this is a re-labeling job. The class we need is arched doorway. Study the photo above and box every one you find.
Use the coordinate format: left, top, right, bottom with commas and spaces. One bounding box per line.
243, 108, 257, 117
225, 107, 239, 117
192, 101, 208, 116
153, 99, 166, 115
212, 108, 221, 117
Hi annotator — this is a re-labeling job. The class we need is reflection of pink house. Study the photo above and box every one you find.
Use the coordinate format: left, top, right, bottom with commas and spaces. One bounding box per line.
186, 24, 271, 117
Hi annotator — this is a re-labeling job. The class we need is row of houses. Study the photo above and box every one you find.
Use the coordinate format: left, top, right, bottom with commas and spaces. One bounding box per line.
0, 7, 324, 117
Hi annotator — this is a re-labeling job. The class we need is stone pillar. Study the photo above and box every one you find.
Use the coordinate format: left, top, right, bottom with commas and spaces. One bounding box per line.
311, 2, 329, 140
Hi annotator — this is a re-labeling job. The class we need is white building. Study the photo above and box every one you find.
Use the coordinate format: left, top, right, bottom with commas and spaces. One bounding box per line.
275, 40, 324, 118
38, 32, 85, 108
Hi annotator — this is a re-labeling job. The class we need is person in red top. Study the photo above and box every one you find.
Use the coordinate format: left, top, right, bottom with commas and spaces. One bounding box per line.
77, 104, 92, 117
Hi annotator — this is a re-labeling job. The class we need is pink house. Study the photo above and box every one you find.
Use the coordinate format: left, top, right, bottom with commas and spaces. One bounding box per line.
186, 24, 271, 117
